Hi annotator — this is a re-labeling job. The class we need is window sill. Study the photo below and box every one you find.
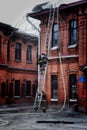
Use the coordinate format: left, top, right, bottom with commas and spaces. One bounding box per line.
51, 46, 58, 50
26, 61, 32, 64
15, 60, 21, 62
51, 99, 58, 101
26, 96, 31, 98
69, 99, 77, 102
68, 44, 77, 48
14, 96, 20, 98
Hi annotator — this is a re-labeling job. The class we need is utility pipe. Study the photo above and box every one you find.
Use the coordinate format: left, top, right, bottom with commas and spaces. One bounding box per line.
26, 15, 40, 92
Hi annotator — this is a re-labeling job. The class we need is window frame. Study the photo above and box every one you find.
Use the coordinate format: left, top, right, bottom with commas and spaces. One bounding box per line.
51, 75, 58, 101
15, 43, 21, 61
0, 36, 2, 56
26, 45, 32, 63
26, 80, 31, 97
69, 74, 77, 101
9, 82, 14, 97
68, 19, 77, 48
51, 24, 59, 49
14, 80, 20, 97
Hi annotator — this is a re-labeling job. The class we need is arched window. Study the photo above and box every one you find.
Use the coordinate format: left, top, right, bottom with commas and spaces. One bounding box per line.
69, 19, 77, 46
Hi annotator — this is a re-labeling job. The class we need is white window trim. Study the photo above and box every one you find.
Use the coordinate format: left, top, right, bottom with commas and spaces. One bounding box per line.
51, 98, 58, 101
68, 43, 77, 48
14, 96, 20, 98
51, 46, 58, 50
69, 99, 77, 102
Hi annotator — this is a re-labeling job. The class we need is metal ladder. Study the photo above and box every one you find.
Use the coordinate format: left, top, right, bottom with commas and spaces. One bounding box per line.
33, 6, 55, 112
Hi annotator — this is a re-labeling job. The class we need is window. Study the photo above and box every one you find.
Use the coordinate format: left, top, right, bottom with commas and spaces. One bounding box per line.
26, 81, 31, 97
51, 75, 58, 100
69, 74, 77, 100
52, 24, 58, 48
26, 45, 32, 62
15, 43, 21, 61
21, 83, 25, 97
69, 20, 77, 46
1, 82, 6, 97
15, 80, 20, 97
6, 79, 8, 97
0, 36, 2, 56
9, 82, 13, 97
7, 41, 10, 61
32, 84, 37, 97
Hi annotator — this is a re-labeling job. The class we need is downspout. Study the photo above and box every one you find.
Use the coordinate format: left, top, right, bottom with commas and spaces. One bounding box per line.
26, 15, 41, 92
86, 15, 87, 113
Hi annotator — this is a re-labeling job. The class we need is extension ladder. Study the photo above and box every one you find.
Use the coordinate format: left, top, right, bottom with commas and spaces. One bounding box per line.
33, 6, 55, 112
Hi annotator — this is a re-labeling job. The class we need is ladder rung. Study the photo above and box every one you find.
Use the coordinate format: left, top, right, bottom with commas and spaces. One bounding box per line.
33, 7, 55, 112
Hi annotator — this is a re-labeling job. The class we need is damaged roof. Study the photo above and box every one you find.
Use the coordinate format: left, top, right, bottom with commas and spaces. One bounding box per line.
27, 0, 87, 20
32, 2, 49, 13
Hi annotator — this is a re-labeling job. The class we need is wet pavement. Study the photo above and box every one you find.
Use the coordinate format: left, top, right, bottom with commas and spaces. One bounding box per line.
0, 104, 87, 130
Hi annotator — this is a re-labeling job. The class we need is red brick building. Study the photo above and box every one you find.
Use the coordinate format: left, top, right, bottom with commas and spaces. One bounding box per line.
0, 22, 38, 105
27, 0, 87, 112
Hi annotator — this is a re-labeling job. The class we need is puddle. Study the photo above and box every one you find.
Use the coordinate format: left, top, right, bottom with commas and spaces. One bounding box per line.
37, 120, 74, 124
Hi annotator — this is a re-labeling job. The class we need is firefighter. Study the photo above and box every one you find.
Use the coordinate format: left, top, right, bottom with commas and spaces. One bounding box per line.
41, 91, 46, 113
38, 53, 48, 73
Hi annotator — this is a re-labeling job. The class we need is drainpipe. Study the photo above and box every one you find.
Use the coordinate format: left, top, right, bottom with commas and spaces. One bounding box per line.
26, 15, 40, 92
86, 15, 87, 113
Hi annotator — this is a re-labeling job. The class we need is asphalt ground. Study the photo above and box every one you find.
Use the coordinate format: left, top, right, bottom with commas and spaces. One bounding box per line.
0, 104, 87, 130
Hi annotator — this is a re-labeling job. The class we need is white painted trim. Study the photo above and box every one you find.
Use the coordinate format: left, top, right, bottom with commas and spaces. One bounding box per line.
48, 55, 79, 60
69, 99, 77, 102
51, 98, 58, 101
